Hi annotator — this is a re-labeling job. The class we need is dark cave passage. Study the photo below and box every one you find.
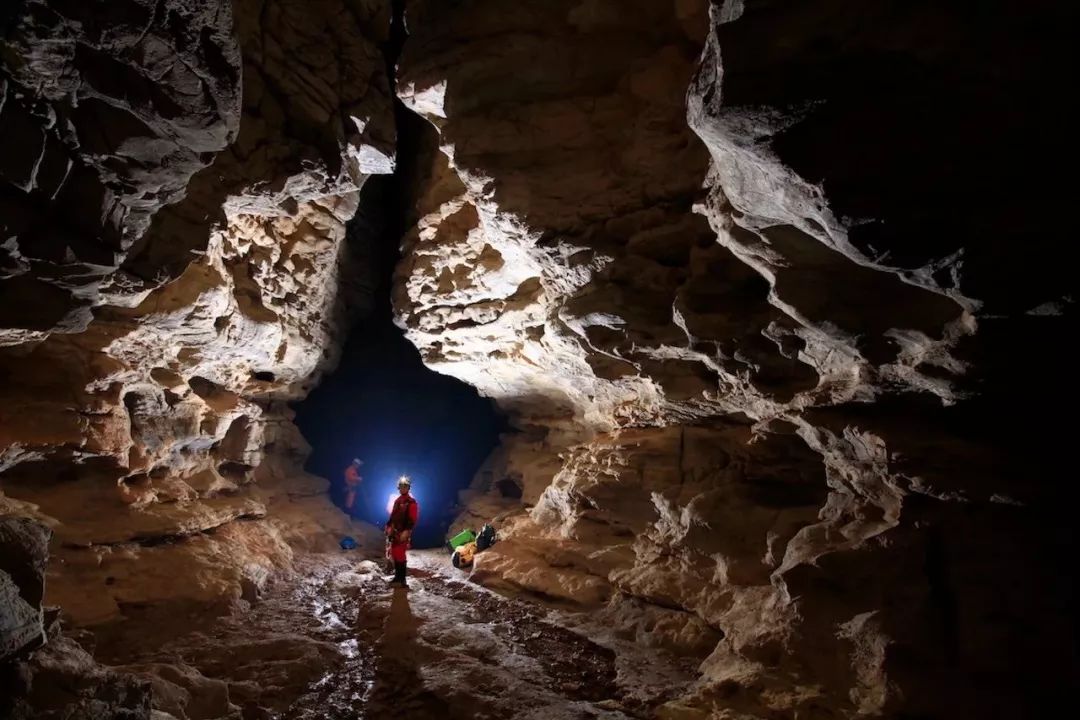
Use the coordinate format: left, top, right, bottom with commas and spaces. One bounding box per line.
292, 121, 506, 549
294, 2, 506, 548
292, 274, 507, 548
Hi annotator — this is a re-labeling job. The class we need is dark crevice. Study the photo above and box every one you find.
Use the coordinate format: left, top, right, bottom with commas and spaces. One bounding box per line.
217, 461, 252, 482
924, 526, 959, 662
495, 476, 523, 499
60, 513, 265, 550
293, 2, 507, 549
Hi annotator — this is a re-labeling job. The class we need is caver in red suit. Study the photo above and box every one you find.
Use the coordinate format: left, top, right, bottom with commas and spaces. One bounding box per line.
385, 477, 418, 587
343, 459, 363, 513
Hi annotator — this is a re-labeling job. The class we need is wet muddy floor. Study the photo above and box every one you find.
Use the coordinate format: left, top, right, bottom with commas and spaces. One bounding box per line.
86, 550, 680, 719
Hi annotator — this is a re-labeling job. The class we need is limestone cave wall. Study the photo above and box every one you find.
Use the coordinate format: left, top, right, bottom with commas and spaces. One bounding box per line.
394, 1, 1075, 717
1, 1, 1074, 718
1, 0, 394, 625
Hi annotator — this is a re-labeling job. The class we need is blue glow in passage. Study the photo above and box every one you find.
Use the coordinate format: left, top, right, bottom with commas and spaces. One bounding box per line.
374, 476, 422, 516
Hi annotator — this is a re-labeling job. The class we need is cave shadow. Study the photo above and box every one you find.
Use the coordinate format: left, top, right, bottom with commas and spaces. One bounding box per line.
363, 587, 466, 718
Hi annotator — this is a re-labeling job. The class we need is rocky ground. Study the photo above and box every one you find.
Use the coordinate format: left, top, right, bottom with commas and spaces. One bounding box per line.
82, 547, 702, 720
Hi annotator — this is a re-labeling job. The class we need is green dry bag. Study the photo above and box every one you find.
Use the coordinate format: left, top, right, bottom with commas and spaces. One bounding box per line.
447, 528, 476, 551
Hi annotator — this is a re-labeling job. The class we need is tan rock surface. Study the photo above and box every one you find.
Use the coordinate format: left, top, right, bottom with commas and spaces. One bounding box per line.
395, 1, 1074, 717
1, 0, 394, 627
1, 516, 154, 719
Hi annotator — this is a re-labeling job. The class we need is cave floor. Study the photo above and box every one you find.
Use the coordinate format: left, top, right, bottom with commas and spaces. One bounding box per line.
85, 549, 697, 719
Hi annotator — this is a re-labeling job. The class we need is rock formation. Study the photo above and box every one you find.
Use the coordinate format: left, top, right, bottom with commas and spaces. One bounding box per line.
1, 0, 394, 626
1, 0, 1074, 718
396, 0, 1075, 717
2, 515, 153, 719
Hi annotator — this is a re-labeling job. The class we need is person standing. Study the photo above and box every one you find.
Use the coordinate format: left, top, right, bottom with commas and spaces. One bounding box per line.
385, 476, 419, 588
343, 459, 363, 515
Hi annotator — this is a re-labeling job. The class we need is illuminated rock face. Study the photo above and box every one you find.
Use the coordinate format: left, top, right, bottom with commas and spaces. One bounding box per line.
395, 0, 718, 438
0, 0, 1074, 717
395, 0, 1073, 716
1, 0, 394, 625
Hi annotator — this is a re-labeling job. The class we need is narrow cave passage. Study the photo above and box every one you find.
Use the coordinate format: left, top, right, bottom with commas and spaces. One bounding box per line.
292, 134, 507, 549
294, 0, 507, 548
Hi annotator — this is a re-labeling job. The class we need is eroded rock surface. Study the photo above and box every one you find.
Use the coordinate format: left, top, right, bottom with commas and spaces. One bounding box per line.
1, 0, 395, 626
1, 516, 51, 662
1, 0, 242, 343
396, 1, 1075, 717
1, 516, 153, 720
0, 0, 1074, 718
396, 0, 715, 437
